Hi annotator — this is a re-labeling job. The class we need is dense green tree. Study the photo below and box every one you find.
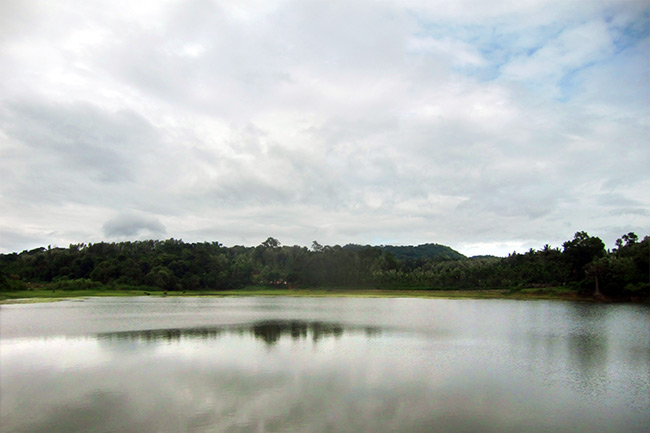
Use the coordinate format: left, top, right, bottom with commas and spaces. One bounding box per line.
145, 265, 177, 291
562, 231, 606, 286
1, 233, 647, 299
261, 237, 281, 249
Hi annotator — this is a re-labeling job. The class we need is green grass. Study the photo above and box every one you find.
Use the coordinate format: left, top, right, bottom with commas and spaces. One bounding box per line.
0, 289, 145, 303
0, 284, 600, 304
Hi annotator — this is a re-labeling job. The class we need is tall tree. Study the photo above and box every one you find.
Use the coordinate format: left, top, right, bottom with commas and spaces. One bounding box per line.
562, 231, 605, 289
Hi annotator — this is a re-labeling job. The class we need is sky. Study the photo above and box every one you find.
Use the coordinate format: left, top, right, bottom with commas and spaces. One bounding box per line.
0, 0, 648, 257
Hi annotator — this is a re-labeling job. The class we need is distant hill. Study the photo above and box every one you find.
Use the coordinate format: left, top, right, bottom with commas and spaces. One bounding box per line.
343, 243, 466, 261
469, 255, 501, 260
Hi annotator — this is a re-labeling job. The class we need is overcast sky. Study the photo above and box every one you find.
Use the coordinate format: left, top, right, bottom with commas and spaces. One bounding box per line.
1, 0, 648, 256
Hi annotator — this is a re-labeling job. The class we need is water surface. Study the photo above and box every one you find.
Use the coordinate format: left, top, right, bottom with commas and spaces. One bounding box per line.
1, 297, 649, 432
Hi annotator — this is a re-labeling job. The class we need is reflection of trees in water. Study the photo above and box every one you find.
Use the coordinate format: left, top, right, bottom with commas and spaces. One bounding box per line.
565, 303, 609, 385
568, 333, 608, 385
98, 321, 381, 346
251, 321, 344, 345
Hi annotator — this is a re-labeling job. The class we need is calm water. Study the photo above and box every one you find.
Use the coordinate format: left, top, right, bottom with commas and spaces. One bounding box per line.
1, 297, 649, 433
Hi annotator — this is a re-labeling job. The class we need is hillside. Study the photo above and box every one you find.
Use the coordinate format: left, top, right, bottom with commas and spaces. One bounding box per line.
343, 243, 466, 261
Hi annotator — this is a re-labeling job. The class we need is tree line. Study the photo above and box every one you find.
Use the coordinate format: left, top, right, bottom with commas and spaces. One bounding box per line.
1, 232, 648, 299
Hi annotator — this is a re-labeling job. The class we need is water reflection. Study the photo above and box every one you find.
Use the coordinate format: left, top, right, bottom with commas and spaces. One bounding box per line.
1, 298, 648, 433
569, 333, 608, 374
97, 320, 381, 346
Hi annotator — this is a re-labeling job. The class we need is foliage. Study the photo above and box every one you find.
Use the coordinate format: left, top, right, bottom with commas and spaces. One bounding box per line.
1, 233, 648, 299
343, 243, 466, 261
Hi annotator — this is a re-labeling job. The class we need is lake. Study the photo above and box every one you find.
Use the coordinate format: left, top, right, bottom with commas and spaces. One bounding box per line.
1, 296, 649, 433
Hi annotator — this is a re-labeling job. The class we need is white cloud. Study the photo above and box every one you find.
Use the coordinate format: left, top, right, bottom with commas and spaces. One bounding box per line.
407, 36, 485, 66
0, 0, 648, 255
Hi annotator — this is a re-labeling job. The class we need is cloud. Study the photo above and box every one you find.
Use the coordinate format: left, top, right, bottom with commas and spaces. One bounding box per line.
0, 0, 648, 255
609, 208, 649, 216
503, 20, 615, 80
103, 213, 166, 239
1, 100, 158, 184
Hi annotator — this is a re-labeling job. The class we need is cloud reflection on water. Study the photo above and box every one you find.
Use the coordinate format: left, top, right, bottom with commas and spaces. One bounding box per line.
2, 299, 648, 433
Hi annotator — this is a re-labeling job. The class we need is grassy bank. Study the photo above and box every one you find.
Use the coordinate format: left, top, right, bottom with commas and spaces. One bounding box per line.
0, 284, 620, 304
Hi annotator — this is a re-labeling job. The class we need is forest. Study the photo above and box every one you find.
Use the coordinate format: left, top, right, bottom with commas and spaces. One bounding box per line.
1, 232, 648, 299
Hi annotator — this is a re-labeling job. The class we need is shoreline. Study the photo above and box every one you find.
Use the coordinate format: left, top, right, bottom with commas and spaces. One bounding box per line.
2, 287, 645, 304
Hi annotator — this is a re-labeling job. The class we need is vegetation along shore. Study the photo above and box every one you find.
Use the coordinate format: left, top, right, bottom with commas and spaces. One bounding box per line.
1, 232, 648, 303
